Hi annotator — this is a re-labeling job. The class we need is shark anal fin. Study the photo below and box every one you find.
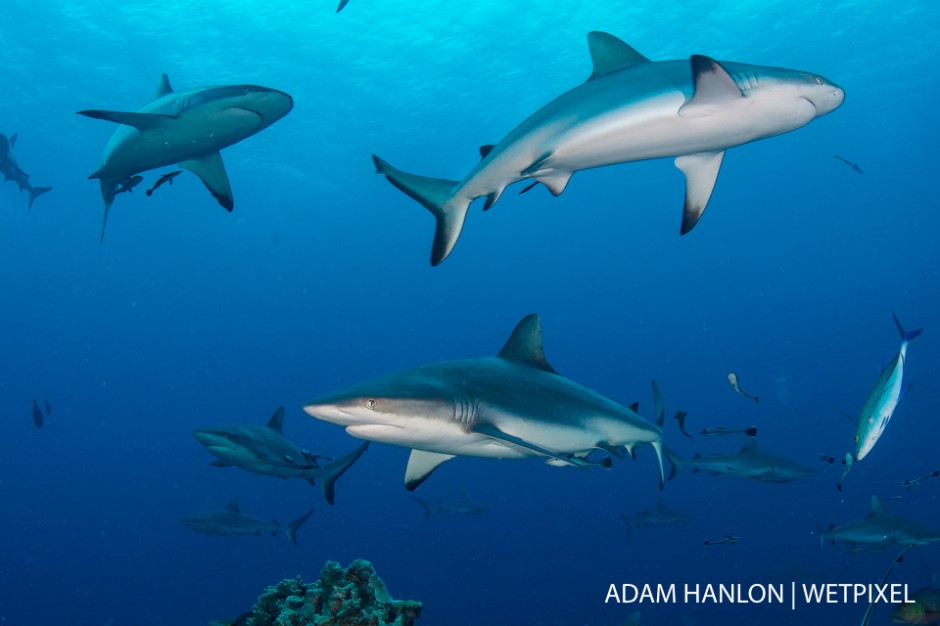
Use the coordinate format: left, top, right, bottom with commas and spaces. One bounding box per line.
77, 109, 177, 131
156, 73, 174, 99
674, 150, 724, 235
678, 55, 744, 118
497, 314, 558, 374
405, 450, 456, 490
179, 152, 233, 211
532, 172, 571, 197
586, 32, 651, 81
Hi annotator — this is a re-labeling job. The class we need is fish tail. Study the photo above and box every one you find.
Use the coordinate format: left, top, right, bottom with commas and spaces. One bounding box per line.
27, 185, 52, 209
372, 154, 468, 265
319, 441, 369, 505
410, 496, 432, 519
662, 445, 683, 481
284, 508, 315, 545
808, 515, 825, 552
651, 439, 665, 490
893, 312, 923, 344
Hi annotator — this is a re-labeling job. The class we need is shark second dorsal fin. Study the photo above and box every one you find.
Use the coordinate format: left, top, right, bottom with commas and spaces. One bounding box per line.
156, 73, 174, 99
679, 55, 744, 118
498, 314, 558, 374
739, 436, 759, 453
225, 498, 240, 513
586, 32, 650, 81
405, 450, 456, 491
267, 407, 286, 433
869, 495, 886, 517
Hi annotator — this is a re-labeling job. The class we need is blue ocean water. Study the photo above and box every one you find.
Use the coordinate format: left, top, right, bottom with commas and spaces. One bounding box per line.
1, 0, 938, 624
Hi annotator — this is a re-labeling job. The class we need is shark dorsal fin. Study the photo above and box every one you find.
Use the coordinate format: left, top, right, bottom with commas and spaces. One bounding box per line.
869, 495, 886, 517
9, 133, 17, 148
225, 498, 240, 513
739, 436, 759, 453
156, 73, 174, 99
267, 407, 286, 433
679, 55, 744, 118
586, 32, 650, 81
497, 314, 558, 374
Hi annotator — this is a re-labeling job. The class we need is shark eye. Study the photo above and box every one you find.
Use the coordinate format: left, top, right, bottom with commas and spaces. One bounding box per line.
366, 399, 377, 410
814, 76, 823, 85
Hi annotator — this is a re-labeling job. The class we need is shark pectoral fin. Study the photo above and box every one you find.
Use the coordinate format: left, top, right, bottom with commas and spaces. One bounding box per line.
497, 314, 558, 373
156, 73, 174, 98
405, 450, 456, 491
372, 155, 466, 266
675, 150, 724, 235
77, 109, 177, 131
585, 32, 651, 80
678, 55, 744, 118
179, 153, 233, 211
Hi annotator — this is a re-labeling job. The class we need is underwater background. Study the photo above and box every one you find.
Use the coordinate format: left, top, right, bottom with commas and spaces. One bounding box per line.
1, 0, 939, 624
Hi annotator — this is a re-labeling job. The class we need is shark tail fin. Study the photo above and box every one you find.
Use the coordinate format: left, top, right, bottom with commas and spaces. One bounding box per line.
372, 155, 467, 266
91, 176, 117, 244
619, 514, 633, 539
808, 515, 826, 552
893, 313, 923, 344
27, 186, 52, 209
662, 445, 683, 481
651, 439, 665, 490
320, 441, 369, 505
284, 508, 315, 545
410, 496, 432, 519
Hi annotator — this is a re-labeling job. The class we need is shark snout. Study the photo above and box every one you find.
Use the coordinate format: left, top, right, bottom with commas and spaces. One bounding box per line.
248, 88, 294, 127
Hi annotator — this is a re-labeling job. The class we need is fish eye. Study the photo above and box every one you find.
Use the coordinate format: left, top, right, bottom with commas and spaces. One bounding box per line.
366, 399, 376, 409
815, 76, 823, 85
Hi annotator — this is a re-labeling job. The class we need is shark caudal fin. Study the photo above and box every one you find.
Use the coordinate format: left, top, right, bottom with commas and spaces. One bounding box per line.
284, 508, 315, 545
27, 186, 52, 209
651, 439, 665, 490
320, 441, 369, 505
89, 174, 117, 243
662, 445, 683, 481
892, 313, 923, 345
410, 496, 433, 519
372, 155, 468, 265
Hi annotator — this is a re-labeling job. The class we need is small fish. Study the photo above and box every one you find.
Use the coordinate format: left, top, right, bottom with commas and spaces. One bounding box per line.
674, 410, 693, 440
699, 426, 758, 437
44, 400, 52, 416
31, 399, 43, 429
145, 170, 181, 196
837, 452, 855, 493
903, 470, 940, 491
727, 372, 759, 403
115, 175, 143, 195
704, 535, 740, 546
834, 154, 863, 174
818, 453, 836, 464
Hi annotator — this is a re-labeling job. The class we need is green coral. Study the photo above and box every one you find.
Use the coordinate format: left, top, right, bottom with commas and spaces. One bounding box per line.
244, 560, 422, 626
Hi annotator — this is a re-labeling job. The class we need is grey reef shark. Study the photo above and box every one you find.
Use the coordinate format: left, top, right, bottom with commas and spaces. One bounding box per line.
812, 496, 940, 552
410, 493, 491, 518
304, 314, 665, 490
0, 133, 52, 208
373, 31, 844, 265
665, 436, 814, 483
620, 496, 693, 537
178, 498, 314, 544
193, 406, 369, 505
78, 74, 293, 241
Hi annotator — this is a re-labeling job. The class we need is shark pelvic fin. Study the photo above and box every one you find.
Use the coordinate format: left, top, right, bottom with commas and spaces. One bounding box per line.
156, 73, 174, 99
77, 109, 177, 131
225, 498, 240, 513
267, 407, 286, 433
498, 314, 558, 374
869, 495, 886, 518
405, 450, 456, 490
372, 154, 466, 266
678, 55, 744, 118
179, 152, 233, 211
585, 32, 651, 81
675, 150, 724, 235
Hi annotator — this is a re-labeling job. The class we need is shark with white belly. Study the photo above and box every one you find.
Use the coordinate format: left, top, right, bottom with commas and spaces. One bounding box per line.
304, 314, 664, 490
374, 31, 844, 265
78, 74, 293, 241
